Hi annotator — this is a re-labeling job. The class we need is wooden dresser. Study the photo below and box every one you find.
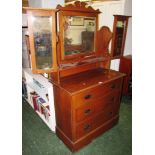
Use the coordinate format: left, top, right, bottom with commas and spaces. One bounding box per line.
25, 1, 126, 152
53, 68, 125, 151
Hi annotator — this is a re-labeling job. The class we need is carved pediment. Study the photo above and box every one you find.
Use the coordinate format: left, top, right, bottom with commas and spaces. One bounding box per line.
57, 1, 101, 13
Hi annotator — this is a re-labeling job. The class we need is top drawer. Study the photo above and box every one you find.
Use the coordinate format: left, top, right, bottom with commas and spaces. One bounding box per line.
72, 78, 122, 108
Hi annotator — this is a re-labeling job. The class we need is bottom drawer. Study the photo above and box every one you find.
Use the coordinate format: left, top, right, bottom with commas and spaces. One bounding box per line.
76, 119, 93, 140
93, 105, 119, 129
75, 105, 119, 140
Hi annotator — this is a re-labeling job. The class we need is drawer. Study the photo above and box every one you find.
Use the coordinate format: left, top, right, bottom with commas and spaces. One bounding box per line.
76, 118, 93, 139
75, 104, 119, 140
94, 91, 120, 114
93, 105, 119, 129
75, 103, 94, 122
74, 91, 120, 123
72, 78, 122, 108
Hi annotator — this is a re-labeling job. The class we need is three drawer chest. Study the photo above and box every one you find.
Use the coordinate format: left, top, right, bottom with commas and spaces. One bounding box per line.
53, 68, 125, 151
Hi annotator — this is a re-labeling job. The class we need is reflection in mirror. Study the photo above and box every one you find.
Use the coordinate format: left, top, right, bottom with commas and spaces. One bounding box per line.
114, 20, 126, 56
63, 16, 96, 56
32, 16, 52, 69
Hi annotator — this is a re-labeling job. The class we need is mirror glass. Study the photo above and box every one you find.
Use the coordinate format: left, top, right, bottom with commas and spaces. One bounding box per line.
113, 20, 126, 56
63, 16, 96, 56
32, 16, 53, 70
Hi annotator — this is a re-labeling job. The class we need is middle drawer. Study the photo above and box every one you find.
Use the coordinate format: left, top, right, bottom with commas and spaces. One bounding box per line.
75, 103, 94, 122
74, 91, 120, 123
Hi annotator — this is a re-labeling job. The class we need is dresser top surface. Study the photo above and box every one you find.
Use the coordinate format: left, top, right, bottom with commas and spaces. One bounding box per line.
57, 68, 125, 94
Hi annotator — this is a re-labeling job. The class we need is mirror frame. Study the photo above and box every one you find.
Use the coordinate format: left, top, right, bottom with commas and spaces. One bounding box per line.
111, 15, 131, 59
26, 8, 58, 74
56, 1, 101, 64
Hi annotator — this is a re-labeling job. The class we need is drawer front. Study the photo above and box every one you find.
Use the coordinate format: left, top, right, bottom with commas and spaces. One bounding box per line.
94, 91, 120, 114
72, 78, 122, 108
93, 105, 119, 129
76, 119, 93, 139
75, 103, 94, 122
74, 91, 120, 123
75, 104, 119, 140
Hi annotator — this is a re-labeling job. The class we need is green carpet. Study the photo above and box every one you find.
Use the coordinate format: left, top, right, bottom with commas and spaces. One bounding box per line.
22, 97, 132, 155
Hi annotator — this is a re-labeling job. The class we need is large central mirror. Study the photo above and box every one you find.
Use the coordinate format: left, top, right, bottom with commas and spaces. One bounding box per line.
63, 16, 96, 56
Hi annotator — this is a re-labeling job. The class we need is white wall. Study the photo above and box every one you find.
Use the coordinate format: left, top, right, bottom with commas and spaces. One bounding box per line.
22, 14, 27, 27
28, 0, 42, 8
41, 0, 64, 8
28, 0, 65, 8
124, 0, 132, 55
28, 0, 64, 8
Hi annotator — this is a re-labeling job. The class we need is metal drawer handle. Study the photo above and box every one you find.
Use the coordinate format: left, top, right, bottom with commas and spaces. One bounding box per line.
84, 109, 91, 114
111, 83, 116, 89
84, 124, 91, 130
84, 94, 91, 100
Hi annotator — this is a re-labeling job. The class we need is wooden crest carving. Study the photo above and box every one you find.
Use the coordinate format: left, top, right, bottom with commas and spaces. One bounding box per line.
96, 26, 113, 57
57, 1, 101, 13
